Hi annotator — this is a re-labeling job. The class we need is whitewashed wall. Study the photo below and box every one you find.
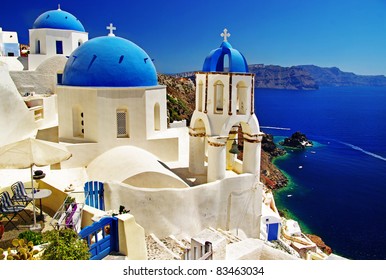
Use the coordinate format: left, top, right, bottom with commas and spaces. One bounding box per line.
104, 174, 262, 239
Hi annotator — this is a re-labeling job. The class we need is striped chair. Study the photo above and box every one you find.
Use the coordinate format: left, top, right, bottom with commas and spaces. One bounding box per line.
0, 191, 27, 229
11, 181, 33, 206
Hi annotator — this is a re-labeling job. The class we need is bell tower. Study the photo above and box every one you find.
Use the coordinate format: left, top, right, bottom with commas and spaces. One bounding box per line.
189, 29, 263, 183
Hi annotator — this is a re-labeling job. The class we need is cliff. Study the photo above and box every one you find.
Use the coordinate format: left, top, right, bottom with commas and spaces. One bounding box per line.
260, 134, 288, 189
158, 74, 195, 125
175, 64, 386, 90
298, 65, 386, 87
249, 64, 318, 90
173, 65, 319, 90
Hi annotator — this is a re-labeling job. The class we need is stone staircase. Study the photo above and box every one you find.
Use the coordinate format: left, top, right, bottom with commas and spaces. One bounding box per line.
146, 234, 187, 260
207, 227, 242, 244
146, 228, 242, 260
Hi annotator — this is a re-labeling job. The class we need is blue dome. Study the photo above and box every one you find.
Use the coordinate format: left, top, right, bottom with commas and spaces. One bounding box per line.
33, 9, 85, 32
203, 41, 249, 73
62, 36, 158, 87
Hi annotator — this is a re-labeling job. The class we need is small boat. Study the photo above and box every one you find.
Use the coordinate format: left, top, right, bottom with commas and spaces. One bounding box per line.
310, 151, 316, 154
287, 194, 292, 197
298, 165, 303, 169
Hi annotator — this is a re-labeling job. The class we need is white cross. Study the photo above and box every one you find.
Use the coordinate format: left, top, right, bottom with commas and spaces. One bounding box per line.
58, 4, 61, 10
221, 28, 230, 42
106, 23, 116, 37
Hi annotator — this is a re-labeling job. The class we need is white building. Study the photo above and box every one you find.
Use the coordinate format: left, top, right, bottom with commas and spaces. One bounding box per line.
28, 6, 88, 71
0, 27, 20, 57
57, 27, 180, 167
0, 27, 24, 71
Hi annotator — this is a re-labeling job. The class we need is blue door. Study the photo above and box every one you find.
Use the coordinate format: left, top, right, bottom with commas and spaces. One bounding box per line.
267, 223, 279, 241
79, 216, 119, 260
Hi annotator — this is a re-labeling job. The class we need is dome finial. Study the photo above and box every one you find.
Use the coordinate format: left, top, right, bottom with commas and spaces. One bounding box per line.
58, 4, 61, 11
221, 28, 230, 42
106, 23, 116, 37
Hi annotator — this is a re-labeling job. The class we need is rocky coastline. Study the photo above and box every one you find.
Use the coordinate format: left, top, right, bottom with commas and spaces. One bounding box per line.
161, 73, 333, 257
260, 134, 288, 189
261, 133, 333, 256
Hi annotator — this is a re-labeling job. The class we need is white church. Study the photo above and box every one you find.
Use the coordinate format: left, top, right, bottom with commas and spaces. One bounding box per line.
0, 6, 302, 260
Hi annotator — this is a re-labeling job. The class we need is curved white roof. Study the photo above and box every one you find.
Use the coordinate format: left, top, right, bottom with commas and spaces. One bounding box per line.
86, 146, 188, 189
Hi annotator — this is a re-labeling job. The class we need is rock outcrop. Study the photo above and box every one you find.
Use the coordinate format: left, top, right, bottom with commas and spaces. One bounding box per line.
280, 131, 313, 149
262, 134, 286, 158
306, 234, 333, 255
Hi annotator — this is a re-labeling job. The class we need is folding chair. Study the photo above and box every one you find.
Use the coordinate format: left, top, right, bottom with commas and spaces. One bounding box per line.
0, 191, 27, 230
11, 181, 33, 206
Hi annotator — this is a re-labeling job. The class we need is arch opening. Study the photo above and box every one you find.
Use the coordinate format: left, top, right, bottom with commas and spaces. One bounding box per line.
236, 81, 248, 115
214, 81, 224, 114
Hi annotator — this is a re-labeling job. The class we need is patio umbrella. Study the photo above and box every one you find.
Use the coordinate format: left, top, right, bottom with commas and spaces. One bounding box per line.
0, 138, 72, 229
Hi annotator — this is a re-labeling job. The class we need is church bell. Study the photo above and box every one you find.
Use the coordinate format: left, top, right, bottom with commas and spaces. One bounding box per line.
229, 139, 240, 154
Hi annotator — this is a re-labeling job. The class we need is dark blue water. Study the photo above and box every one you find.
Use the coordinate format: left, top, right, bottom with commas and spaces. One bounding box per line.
254, 87, 386, 260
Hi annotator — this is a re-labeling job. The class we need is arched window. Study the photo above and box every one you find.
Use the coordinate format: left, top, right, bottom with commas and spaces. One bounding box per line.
198, 81, 203, 112
117, 109, 129, 138
214, 81, 224, 114
78, 40, 83, 47
223, 54, 230, 72
154, 103, 160, 131
72, 106, 84, 138
236, 81, 248, 115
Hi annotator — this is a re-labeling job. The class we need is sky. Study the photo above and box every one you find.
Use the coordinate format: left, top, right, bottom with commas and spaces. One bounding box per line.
1, 0, 386, 75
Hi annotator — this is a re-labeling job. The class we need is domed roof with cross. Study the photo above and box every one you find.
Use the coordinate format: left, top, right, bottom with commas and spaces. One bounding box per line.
33, 6, 85, 32
203, 29, 249, 73
62, 24, 158, 87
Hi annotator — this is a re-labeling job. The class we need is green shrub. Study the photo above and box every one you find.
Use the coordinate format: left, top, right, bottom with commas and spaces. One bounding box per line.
18, 230, 44, 245
41, 228, 90, 260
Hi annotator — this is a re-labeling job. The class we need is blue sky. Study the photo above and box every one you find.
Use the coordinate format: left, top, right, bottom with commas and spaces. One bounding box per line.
2, 0, 386, 75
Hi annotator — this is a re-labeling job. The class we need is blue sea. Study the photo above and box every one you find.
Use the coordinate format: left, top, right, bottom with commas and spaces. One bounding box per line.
254, 86, 386, 260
